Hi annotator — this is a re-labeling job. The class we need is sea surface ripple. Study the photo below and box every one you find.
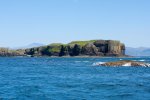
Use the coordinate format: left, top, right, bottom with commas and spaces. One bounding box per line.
0, 57, 150, 100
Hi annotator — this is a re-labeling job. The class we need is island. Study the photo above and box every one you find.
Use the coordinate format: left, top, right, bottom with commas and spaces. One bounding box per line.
0, 40, 126, 57
25, 40, 125, 57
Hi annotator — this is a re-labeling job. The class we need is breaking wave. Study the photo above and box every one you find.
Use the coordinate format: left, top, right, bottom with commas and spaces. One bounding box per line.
92, 62, 106, 66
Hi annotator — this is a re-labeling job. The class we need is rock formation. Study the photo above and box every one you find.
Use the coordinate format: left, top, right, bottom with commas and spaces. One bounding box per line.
93, 60, 150, 67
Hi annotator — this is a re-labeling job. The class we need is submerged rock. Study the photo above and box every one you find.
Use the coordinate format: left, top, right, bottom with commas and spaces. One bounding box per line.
94, 60, 150, 67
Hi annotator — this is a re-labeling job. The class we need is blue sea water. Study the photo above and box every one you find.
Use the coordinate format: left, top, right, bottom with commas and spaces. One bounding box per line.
0, 57, 150, 100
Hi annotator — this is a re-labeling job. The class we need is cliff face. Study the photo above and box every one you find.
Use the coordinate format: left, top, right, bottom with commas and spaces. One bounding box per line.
25, 40, 125, 57
93, 40, 125, 56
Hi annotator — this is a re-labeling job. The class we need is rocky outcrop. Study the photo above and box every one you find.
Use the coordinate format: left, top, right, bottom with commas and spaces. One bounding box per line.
93, 60, 150, 67
24, 40, 126, 57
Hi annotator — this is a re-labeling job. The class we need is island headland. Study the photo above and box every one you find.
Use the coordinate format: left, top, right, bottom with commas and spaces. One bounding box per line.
0, 40, 126, 57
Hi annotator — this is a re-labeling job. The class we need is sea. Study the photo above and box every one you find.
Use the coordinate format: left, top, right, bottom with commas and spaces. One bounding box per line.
0, 57, 150, 100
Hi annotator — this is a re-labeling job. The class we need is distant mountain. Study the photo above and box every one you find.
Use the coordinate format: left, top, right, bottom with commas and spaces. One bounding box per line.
13, 43, 45, 49
25, 43, 45, 48
126, 47, 150, 56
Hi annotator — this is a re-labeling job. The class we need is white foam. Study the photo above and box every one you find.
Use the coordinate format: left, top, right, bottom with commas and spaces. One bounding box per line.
139, 60, 145, 61
146, 63, 150, 67
132, 60, 137, 61
122, 63, 131, 66
140, 64, 146, 67
75, 61, 89, 63
92, 62, 105, 66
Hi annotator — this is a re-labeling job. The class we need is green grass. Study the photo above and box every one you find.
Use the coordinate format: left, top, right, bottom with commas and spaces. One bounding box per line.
49, 47, 61, 53
48, 43, 63, 46
68, 40, 97, 46
48, 44, 62, 53
26, 40, 98, 53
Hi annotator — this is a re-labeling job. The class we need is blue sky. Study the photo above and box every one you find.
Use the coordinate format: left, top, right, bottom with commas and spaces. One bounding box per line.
0, 0, 150, 47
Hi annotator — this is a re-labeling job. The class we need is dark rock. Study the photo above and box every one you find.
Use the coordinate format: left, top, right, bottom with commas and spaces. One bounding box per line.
94, 40, 108, 53
59, 45, 69, 56
72, 44, 81, 56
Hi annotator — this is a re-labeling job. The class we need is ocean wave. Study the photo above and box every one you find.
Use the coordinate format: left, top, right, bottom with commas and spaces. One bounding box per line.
92, 62, 105, 66
139, 59, 145, 61
132, 60, 146, 62
132, 60, 137, 61
83, 61, 89, 62
75, 61, 89, 63
75, 61, 81, 63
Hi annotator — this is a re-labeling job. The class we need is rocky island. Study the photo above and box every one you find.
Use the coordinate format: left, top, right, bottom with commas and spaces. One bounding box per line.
25, 40, 125, 57
0, 40, 126, 57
